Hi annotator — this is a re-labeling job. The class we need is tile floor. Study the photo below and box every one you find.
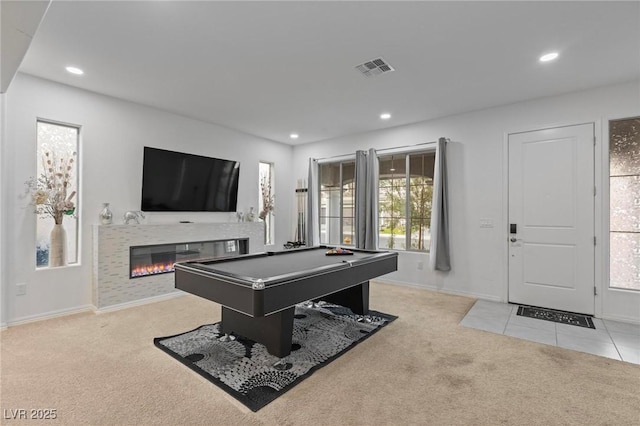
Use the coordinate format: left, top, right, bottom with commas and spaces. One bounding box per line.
460, 300, 640, 365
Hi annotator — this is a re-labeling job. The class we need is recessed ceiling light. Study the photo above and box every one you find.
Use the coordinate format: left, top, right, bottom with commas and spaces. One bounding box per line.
65, 66, 84, 75
539, 52, 559, 63
380, 113, 391, 120
290, 133, 299, 139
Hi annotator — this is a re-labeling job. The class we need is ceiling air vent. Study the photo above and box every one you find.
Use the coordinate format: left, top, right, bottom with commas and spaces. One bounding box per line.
355, 57, 395, 78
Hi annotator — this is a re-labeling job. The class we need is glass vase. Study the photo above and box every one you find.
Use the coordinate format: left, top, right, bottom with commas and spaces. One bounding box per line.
246, 207, 255, 222
99, 203, 113, 225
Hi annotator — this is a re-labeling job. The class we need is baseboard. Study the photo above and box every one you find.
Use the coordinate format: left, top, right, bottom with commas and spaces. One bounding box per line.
7, 305, 94, 327
373, 278, 504, 303
4, 292, 190, 327
94, 291, 186, 314
600, 313, 640, 325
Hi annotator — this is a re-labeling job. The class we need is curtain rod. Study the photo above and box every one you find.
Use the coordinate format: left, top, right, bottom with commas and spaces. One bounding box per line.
374, 139, 443, 154
315, 138, 448, 162
316, 153, 356, 163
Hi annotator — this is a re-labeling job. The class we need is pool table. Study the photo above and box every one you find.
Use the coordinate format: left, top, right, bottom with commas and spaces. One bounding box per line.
173, 245, 398, 357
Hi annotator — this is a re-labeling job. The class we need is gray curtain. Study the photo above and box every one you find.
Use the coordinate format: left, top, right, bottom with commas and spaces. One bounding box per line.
306, 158, 320, 246
354, 148, 379, 250
365, 147, 379, 249
354, 151, 367, 248
429, 138, 451, 271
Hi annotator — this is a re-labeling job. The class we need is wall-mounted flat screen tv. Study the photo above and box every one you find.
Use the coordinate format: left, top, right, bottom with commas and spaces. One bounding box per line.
141, 147, 240, 212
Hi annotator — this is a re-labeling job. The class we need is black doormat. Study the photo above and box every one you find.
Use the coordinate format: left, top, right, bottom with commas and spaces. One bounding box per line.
517, 305, 595, 329
154, 302, 397, 412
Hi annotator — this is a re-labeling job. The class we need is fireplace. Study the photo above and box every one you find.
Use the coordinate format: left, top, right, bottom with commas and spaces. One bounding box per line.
129, 238, 248, 279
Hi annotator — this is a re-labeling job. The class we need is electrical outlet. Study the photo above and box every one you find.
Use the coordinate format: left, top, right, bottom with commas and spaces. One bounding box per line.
417, 261, 424, 270
16, 283, 27, 296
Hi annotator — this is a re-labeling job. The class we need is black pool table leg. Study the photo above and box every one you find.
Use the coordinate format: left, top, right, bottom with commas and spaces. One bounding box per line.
221, 306, 295, 358
319, 281, 370, 315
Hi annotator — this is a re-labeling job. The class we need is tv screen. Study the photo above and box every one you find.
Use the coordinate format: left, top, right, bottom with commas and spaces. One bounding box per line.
141, 147, 240, 212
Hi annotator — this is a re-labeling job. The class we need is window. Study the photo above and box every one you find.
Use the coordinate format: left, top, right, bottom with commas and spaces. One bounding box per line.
378, 152, 435, 251
319, 161, 355, 246
258, 162, 275, 245
35, 120, 80, 267
609, 117, 640, 290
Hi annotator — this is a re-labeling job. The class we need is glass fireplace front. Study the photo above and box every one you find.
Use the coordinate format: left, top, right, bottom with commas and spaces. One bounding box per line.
129, 238, 248, 278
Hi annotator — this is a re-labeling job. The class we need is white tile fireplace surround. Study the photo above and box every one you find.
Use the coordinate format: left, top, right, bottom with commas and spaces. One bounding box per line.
93, 222, 265, 309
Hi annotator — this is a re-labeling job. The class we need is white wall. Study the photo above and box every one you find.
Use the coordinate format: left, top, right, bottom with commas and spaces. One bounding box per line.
293, 80, 640, 320
3, 73, 294, 324
3, 74, 638, 324
1, 92, 6, 327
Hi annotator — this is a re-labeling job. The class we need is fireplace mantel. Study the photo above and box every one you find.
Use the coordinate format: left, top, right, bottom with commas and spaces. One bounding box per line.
92, 222, 265, 309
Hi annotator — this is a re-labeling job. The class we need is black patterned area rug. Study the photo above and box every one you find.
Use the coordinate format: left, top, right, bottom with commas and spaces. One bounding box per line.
517, 305, 595, 329
154, 302, 397, 412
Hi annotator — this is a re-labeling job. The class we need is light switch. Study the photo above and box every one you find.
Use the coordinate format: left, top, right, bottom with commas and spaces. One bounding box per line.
16, 283, 27, 296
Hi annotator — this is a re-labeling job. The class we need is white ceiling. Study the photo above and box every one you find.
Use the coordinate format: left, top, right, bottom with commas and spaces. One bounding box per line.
0, 0, 49, 93
17, 1, 640, 145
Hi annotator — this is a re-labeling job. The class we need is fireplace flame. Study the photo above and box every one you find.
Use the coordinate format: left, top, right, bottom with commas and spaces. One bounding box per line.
131, 262, 175, 278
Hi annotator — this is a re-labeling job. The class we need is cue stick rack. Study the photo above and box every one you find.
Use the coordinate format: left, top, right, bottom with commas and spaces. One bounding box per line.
285, 179, 307, 249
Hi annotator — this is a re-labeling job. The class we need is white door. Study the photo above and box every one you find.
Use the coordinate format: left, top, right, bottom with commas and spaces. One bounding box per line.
508, 124, 595, 314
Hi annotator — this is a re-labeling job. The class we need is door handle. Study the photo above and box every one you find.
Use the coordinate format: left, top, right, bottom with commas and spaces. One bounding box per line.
510, 237, 520, 243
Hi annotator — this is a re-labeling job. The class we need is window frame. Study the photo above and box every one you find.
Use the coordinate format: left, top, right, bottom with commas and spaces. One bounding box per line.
607, 116, 640, 292
316, 146, 436, 252
258, 161, 275, 246
35, 118, 82, 268
378, 149, 436, 253
318, 159, 356, 247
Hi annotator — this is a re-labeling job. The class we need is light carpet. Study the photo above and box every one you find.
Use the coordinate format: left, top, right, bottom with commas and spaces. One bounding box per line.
1, 282, 639, 425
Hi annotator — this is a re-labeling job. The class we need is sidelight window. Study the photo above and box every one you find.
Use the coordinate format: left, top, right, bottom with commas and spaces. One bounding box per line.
609, 117, 640, 291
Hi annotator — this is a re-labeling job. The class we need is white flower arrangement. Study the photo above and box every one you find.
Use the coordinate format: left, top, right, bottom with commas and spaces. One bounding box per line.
25, 151, 77, 225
